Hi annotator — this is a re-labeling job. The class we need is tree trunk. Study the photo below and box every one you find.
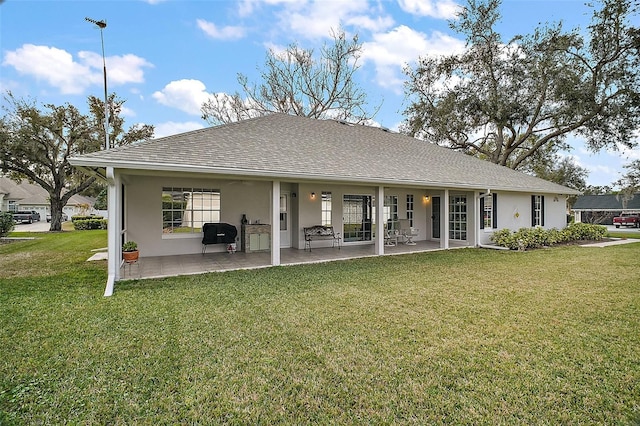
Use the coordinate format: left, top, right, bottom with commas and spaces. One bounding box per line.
49, 197, 65, 232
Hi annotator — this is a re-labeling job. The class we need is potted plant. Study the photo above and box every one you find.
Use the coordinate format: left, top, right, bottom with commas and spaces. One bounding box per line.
122, 240, 139, 262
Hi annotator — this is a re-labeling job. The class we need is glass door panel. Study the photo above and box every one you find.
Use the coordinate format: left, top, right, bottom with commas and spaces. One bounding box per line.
343, 195, 372, 242
449, 195, 467, 241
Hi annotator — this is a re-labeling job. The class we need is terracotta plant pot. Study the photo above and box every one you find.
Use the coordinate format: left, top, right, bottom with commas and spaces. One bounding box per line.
123, 250, 139, 262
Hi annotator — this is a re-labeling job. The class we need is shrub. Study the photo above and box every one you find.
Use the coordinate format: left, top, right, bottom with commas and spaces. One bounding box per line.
491, 223, 607, 250
71, 215, 104, 222
0, 212, 15, 237
72, 218, 108, 230
562, 222, 606, 241
490, 228, 517, 249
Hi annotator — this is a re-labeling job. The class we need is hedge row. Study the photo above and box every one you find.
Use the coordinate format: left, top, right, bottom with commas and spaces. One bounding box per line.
72, 216, 107, 230
71, 215, 104, 222
491, 223, 607, 251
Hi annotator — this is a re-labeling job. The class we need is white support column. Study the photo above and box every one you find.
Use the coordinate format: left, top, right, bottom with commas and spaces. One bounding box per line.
104, 167, 122, 297
473, 191, 481, 248
442, 189, 450, 249
271, 180, 281, 266
375, 186, 385, 255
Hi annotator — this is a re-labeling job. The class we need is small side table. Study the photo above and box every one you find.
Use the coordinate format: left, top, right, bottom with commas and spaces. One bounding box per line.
123, 258, 140, 278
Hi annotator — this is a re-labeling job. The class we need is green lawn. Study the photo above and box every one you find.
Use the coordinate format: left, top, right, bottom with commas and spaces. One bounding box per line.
607, 230, 640, 240
1, 230, 639, 424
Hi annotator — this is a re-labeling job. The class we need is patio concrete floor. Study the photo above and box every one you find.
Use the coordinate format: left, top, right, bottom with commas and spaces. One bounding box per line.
120, 240, 470, 280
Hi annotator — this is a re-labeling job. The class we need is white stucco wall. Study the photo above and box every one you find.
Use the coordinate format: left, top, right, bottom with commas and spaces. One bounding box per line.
121, 170, 568, 256
124, 174, 273, 257
478, 191, 569, 245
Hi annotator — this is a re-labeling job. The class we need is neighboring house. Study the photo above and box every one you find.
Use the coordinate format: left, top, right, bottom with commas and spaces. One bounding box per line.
0, 177, 96, 219
573, 193, 640, 224
69, 113, 580, 295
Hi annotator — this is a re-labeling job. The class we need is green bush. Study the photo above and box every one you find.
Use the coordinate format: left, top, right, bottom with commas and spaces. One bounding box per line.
491, 223, 607, 250
71, 215, 104, 222
562, 222, 606, 241
491, 229, 516, 249
72, 218, 108, 230
0, 211, 15, 237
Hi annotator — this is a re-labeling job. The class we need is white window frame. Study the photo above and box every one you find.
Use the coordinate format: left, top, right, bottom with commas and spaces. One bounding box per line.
449, 195, 467, 241
532, 195, 544, 227
384, 195, 398, 230
162, 187, 220, 236
321, 191, 332, 226
407, 194, 414, 227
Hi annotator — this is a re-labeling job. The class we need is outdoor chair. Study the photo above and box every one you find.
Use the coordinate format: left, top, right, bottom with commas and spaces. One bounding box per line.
398, 219, 418, 245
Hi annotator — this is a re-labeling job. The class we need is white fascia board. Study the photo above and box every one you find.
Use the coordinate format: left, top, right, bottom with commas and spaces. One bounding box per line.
69, 157, 580, 195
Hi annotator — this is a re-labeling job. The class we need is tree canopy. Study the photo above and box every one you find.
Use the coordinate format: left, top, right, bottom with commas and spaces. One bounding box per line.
616, 159, 640, 200
402, 0, 640, 171
0, 92, 153, 230
201, 29, 379, 125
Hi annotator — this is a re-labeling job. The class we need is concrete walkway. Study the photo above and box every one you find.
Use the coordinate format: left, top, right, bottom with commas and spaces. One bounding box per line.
580, 238, 640, 248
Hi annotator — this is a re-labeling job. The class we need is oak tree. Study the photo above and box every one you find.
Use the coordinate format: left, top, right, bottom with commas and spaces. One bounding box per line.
201, 29, 378, 125
403, 0, 640, 170
0, 93, 153, 231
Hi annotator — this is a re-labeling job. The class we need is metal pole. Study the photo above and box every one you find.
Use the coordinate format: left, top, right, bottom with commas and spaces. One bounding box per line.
85, 17, 109, 150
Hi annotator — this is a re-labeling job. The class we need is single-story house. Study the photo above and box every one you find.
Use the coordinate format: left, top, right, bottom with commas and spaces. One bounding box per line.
0, 177, 96, 220
573, 193, 640, 224
69, 113, 580, 296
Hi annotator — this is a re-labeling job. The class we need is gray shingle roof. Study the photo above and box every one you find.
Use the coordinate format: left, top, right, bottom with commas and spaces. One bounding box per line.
70, 113, 579, 194
0, 177, 95, 206
573, 194, 640, 210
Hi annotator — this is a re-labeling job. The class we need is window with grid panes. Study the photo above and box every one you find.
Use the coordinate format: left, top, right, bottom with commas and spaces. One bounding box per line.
406, 194, 414, 227
162, 187, 220, 234
384, 195, 398, 230
449, 195, 467, 240
321, 192, 332, 226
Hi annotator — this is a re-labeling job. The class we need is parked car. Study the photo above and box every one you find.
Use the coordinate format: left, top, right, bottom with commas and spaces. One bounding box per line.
612, 212, 640, 228
13, 210, 41, 224
46, 212, 69, 222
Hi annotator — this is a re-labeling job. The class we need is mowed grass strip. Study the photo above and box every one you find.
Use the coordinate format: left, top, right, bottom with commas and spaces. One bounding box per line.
1, 230, 639, 424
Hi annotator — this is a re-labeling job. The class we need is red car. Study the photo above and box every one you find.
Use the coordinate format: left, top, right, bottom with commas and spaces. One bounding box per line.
613, 213, 640, 228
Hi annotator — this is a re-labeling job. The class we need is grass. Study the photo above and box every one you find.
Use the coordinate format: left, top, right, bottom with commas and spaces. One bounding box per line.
1, 230, 639, 424
607, 230, 640, 240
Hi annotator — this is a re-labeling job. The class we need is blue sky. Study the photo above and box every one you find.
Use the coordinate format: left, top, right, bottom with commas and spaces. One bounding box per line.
1, 0, 636, 188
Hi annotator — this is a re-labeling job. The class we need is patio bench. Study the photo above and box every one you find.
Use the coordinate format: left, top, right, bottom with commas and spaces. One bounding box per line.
303, 225, 341, 251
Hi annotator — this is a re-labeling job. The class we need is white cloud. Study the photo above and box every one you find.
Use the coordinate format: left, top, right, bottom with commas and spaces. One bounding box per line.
120, 105, 136, 117
196, 19, 246, 40
361, 26, 465, 92
616, 135, 640, 161
238, 0, 305, 18
106, 54, 153, 85
278, 0, 392, 39
152, 79, 213, 116
2, 44, 152, 95
346, 14, 395, 33
398, 0, 462, 19
154, 121, 205, 139
3, 44, 96, 95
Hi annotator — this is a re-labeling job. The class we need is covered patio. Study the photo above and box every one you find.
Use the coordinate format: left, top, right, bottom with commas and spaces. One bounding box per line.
121, 240, 470, 280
